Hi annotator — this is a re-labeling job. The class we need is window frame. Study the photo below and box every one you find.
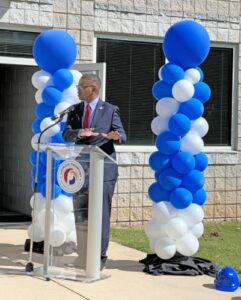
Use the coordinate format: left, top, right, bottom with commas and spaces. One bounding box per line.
95, 35, 238, 153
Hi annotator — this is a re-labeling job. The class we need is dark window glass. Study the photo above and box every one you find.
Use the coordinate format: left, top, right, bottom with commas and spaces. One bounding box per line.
201, 47, 233, 146
0, 30, 38, 58
97, 39, 233, 146
97, 39, 165, 145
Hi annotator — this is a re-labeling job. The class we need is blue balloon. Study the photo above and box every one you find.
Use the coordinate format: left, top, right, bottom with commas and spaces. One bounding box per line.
170, 187, 193, 209
156, 131, 181, 155
182, 170, 205, 193
60, 122, 66, 131
152, 80, 172, 100
161, 63, 184, 85
179, 98, 204, 120
148, 182, 170, 203
158, 168, 182, 191
149, 151, 171, 172
35, 103, 54, 119
193, 188, 207, 206
31, 164, 46, 181
194, 152, 208, 171
29, 151, 37, 166
51, 131, 66, 143
196, 67, 204, 81
32, 118, 42, 134
194, 82, 211, 103
42, 86, 63, 107
168, 113, 191, 137
40, 182, 62, 199
172, 151, 195, 174
53, 68, 73, 91
39, 151, 47, 166
33, 29, 77, 74
163, 20, 210, 69
155, 171, 160, 181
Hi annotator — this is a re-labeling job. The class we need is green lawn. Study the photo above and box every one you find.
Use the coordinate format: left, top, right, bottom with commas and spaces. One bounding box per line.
110, 223, 241, 279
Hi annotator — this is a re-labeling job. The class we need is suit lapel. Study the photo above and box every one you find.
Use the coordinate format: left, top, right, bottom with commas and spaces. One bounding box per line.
90, 99, 105, 128
78, 102, 85, 128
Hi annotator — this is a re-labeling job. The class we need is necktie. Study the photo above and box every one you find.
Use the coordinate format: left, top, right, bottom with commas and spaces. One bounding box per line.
83, 104, 91, 129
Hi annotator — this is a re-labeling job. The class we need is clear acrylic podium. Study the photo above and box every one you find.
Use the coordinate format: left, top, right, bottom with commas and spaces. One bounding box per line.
30, 143, 116, 282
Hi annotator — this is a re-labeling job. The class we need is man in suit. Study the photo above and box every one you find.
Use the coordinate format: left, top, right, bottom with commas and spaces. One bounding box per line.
63, 73, 126, 269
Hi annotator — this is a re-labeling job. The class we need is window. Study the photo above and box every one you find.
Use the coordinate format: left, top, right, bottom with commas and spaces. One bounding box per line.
97, 38, 233, 146
0, 30, 38, 58
200, 47, 233, 146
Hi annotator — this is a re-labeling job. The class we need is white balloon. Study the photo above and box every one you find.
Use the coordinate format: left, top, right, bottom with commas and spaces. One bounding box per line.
154, 237, 176, 259
177, 204, 204, 226
164, 201, 178, 218
40, 117, 61, 136
180, 133, 204, 155
158, 66, 163, 80
53, 194, 73, 215
191, 222, 204, 238
54, 101, 72, 116
156, 97, 179, 118
62, 85, 79, 104
30, 193, 45, 212
165, 217, 188, 240
191, 117, 209, 137
184, 68, 201, 84
37, 209, 57, 228
149, 238, 156, 252
27, 224, 44, 242
61, 213, 76, 234
144, 218, 166, 240
49, 225, 66, 247
31, 70, 52, 90
151, 116, 168, 135
35, 89, 43, 104
152, 201, 175, 222
172, 79, 194, 102
176, 233, 199, 256
31, 133, 50, 151
66, 230, 77, 243
70, 70, 82, 85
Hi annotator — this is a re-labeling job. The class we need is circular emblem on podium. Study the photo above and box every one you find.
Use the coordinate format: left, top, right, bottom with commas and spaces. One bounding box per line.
57, 160, 85, 193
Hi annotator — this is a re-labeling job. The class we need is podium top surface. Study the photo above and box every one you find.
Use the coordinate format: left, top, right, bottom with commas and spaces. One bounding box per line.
38, 143, 117, 164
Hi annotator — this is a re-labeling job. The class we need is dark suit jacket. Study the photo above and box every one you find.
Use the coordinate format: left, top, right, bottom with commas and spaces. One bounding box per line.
62, 99, 126, 181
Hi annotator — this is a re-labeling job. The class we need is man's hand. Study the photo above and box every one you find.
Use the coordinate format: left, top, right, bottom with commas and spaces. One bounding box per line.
101, 131, 120, 141
79, 128, 99, 137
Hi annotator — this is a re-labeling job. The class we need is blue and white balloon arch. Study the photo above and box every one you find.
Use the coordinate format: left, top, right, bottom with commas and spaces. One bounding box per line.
29, 30, 82, 247
145, 20, 211, 259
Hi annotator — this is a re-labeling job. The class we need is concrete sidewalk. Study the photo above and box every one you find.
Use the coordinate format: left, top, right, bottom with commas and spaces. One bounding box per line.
0, 224, 240, 300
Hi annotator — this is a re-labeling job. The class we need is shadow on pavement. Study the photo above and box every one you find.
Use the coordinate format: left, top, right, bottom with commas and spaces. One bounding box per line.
202, 283, 216, 290
106, 258, 143, 272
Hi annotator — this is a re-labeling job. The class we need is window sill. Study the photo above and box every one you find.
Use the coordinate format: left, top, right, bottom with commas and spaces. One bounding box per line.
116, 145, 237, 154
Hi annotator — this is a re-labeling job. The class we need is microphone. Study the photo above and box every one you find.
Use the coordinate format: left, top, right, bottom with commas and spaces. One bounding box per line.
51, 105, 75, 121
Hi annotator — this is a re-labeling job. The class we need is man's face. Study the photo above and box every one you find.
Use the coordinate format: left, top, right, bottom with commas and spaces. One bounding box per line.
77, 78, 96, 101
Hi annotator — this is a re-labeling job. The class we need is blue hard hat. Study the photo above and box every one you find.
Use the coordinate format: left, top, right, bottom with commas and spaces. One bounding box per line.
214, 266, 240, 292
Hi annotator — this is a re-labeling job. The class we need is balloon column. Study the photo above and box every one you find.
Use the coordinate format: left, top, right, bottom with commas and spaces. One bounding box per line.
145, 20, 210, 259
29, 30, 82, 247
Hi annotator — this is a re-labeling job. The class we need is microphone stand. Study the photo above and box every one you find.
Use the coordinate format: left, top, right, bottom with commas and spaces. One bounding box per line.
25, 116, 64, 274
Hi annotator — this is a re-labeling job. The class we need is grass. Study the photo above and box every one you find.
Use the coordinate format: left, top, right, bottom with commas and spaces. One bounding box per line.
110, 223, 241, 279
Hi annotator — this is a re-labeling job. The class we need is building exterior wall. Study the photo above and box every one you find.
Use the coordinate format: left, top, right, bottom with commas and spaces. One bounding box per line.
0, 0, 241, 224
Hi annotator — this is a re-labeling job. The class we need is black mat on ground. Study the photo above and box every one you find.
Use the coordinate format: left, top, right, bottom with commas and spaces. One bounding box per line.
140, 253, 219, 276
